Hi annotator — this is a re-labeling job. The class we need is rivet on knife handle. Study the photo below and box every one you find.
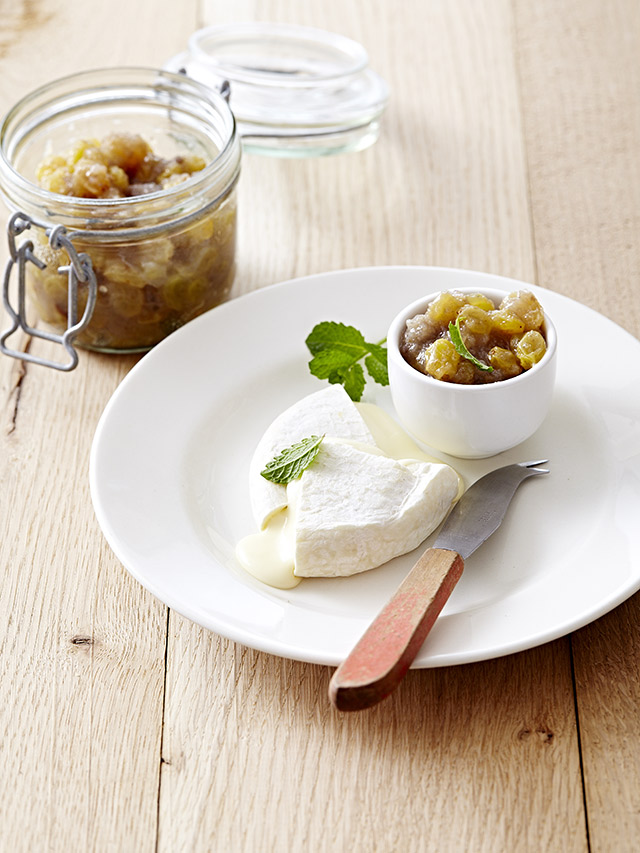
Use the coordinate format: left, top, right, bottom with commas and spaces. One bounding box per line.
329, 547, 464, 711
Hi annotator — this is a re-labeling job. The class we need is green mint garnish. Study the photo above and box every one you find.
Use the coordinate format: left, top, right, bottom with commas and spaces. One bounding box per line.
448, 317, 494, 372
305, 321, 388, 401
260, 435, 325, 484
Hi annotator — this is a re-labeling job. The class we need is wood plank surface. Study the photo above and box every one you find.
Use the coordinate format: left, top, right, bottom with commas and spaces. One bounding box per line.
515, 1, 640, 850
0, 0, 637, 851
0, 1, 199, 851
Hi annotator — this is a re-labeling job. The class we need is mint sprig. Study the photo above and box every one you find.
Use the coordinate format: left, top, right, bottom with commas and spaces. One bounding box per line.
448, 318, 493, 372
305, 322, 388, 401
260, 435, 325, 484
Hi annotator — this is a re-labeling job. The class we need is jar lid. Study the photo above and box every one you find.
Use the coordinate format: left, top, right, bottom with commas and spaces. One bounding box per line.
164, 22, 389, 156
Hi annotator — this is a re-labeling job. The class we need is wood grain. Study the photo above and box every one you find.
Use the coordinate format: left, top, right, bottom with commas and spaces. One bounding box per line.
514, 0, 640, 332
160, 620, 584, 853
515, 1, 640, 849
0, 1, 198, 850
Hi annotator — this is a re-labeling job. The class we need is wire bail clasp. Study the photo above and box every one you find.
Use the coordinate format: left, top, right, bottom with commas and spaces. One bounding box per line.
0, 212, 97, 371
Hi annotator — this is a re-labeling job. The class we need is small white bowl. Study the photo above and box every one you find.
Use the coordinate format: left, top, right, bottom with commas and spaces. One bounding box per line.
387, 287, 557, 458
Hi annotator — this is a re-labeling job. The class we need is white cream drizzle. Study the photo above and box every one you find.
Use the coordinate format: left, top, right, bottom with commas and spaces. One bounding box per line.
235, 501, 300, 589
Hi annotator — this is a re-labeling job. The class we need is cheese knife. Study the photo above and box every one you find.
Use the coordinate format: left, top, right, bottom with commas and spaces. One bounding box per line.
328, 460, 549, 711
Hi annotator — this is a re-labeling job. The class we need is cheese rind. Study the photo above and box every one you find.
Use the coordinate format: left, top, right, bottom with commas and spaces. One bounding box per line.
250, 385, 374, 529
291, 439, 459, 577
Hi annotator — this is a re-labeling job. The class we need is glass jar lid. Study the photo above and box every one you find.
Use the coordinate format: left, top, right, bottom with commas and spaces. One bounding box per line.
164, 22, 389, 156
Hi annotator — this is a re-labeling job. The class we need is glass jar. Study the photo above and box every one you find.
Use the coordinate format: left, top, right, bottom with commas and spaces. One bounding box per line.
0, 67, 241, 352
166, 22, 389, 156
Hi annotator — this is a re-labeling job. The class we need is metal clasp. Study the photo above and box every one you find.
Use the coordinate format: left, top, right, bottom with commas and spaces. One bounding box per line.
0, 212, 97, 371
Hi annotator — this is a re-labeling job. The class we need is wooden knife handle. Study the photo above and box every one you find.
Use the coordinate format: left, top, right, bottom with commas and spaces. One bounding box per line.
329, 548, 464, 711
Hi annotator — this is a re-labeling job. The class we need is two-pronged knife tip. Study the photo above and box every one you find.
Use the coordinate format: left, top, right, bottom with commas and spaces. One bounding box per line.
519, 459, 550, 474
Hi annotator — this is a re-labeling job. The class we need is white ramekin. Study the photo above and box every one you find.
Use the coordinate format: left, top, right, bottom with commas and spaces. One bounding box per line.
387, 287, 557, 458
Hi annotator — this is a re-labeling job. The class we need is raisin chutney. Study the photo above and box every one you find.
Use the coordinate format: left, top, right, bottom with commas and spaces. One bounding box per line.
399, 289, 547, 384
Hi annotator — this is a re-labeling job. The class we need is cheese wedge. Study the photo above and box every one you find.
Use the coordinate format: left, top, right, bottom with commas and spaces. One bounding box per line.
249, 385, 374, 529
238, 385, 461, 587
291, 438, 459, 577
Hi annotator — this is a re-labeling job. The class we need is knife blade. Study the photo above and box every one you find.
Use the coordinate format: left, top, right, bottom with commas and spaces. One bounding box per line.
328, 460, 549, 712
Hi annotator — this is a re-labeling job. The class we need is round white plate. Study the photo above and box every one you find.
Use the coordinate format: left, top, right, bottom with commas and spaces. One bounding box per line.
90, 267, 640, 667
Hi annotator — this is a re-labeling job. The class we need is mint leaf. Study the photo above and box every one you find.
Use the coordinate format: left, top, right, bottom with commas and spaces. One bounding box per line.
340, 363, 366, 402
305, 322, 367, 356
364, 345, 389, 386
448, 318, 493, 372
260, 435, 325, 484
308, 349, 355, 380
305, 321, 388, 401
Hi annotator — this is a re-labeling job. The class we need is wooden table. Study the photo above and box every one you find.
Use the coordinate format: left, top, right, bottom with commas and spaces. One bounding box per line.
1, 2, 639, 850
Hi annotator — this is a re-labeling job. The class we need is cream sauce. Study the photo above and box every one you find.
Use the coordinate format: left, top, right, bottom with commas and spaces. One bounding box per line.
357, 402, 441, 462
357, 403, 464, 497
235, 488, 301, 589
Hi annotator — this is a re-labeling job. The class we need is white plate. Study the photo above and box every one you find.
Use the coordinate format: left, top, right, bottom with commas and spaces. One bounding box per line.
90, 267, 640, 667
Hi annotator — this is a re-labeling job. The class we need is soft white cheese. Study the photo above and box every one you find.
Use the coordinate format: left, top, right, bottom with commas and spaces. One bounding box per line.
237, 385, 460, 589
291, 438, 459, 577
249, 384, 374, 529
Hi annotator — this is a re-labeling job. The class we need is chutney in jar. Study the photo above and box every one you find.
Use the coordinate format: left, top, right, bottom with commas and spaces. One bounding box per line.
28, 133, 236, 351
400, 289, 547, 384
